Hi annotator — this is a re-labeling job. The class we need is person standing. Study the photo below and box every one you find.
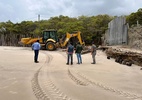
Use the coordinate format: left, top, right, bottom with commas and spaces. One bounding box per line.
91, 42, 97, 64
75, 42, 83, 64
32, 40, 41, 63
66, 42, 74, 65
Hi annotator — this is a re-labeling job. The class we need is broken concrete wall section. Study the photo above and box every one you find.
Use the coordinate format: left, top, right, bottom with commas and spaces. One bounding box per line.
106, 16, 128, 46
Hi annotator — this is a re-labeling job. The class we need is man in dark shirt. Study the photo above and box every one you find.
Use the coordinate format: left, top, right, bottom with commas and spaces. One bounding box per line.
66, 42, 74, 65
75, 42, 83, 64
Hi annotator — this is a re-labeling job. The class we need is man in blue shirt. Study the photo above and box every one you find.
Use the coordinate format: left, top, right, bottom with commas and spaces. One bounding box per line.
32, 40, 41, 63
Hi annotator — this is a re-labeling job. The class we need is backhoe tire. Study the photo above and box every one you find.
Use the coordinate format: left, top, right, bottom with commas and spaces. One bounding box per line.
46, 42, 55, 51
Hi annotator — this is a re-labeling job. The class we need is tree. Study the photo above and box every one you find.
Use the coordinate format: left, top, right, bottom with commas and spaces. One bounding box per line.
126, 8, 142, 26
0, 14, 113, 46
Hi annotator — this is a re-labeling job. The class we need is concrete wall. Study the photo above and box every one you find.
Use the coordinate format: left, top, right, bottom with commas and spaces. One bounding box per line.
105, 16, 128, 45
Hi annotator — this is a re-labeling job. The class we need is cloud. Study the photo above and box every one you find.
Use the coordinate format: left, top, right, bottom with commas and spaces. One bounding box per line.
0, 0, 141, 23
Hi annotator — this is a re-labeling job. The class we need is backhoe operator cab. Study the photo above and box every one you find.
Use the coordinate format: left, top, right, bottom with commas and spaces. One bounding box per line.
41, 30, 58, 51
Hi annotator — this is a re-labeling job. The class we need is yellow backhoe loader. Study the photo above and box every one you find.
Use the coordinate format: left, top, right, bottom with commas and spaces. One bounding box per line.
19, 30, 84, 51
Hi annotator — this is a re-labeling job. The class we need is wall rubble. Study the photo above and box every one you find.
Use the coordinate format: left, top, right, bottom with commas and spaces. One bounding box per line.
128, 25, 142, 50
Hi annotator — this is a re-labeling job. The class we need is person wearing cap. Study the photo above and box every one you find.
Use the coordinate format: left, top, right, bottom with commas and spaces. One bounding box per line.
91, 42, 97, 64
32, 40, 41, 63
75, 42, 83, 64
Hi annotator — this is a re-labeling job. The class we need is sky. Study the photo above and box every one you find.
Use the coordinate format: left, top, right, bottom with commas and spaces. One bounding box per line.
0, 0, 142, 23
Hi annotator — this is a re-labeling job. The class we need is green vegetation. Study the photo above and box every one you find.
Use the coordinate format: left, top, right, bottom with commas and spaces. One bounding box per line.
0, 8, 142, 46
126, 8, 142, 26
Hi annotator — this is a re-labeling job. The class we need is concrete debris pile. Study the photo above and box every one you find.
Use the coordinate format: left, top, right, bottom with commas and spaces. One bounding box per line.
81, 46, 91, 54
128, 25, 142, 50
104, 46, 142, 67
